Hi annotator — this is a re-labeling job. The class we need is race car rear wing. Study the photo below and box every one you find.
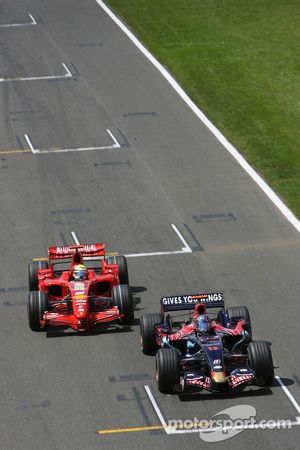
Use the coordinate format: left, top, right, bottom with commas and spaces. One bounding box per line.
160, 293, 224, 313
48, 244, 105, 260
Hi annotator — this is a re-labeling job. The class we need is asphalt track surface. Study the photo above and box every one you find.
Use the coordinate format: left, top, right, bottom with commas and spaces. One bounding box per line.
0, 1, 299, 449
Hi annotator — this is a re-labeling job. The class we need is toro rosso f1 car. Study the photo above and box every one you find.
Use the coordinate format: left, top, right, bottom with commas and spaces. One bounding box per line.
140, 293, 274, 394
28, 243, 134, 332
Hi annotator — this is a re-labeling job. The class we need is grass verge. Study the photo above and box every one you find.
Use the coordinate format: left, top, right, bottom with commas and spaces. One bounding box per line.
106, 0, 300, 219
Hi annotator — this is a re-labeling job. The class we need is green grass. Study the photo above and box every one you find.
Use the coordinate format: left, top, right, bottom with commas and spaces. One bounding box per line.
106, 0, 300, 218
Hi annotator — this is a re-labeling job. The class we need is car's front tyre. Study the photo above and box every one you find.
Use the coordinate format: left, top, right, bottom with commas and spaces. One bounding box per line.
28, 261, 49, 291
112, 284, 134, 325
140, 313, 163, 355
28, 291, 48, 331
226, 305, 252, 340
156, 348, 179, 393
106, 255, 129, 285
248, 340, 274, 386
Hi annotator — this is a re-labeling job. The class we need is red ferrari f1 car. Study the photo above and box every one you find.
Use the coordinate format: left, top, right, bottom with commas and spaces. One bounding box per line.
28, 243, 134, 332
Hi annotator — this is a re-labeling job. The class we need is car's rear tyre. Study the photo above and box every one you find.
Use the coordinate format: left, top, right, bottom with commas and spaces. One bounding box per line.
106, 255, 129, 285
156, 348, 179, 393
28, 291, 48, 331
226, 305, 252, 340
29, 261, 49, 291
248, 341, 274, 386
140, 313, 163, 355
112, 284, 134, 325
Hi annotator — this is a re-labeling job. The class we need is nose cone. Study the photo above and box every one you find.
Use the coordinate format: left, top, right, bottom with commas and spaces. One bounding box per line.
211, 371, 227, 383
72, 292, 88, 318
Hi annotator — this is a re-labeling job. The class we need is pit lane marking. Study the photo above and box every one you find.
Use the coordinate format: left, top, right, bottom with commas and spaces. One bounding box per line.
22, 129, 121, 154
0, 63, 73, 83
0, 14, 37, 28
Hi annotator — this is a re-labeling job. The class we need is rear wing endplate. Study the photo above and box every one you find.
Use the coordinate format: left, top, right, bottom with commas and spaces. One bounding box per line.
160, 292, 224, 312
48, 243, 105, 260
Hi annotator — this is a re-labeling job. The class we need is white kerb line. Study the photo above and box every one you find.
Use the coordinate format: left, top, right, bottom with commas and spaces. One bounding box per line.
24, 134, 38, 154
70, 231, 81, 245
144, 385, 171, 435
94, 0, 300, 234
171, 224, 192, 253
275, 376, 300, 416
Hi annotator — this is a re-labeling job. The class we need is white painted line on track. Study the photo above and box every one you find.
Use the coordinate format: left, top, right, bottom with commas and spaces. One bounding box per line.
28, 129, 121, 154
171, 224, 192, 253
69, 224, 192, 259
276, 375, 300, 416
28, 14, 37, 26
94, 0, 300, 233
0, 63, 73, 83
70, 231, 81, 245
144, 385, 170, 435
125, 224, 192, 257
24, 134, 37, 154
61, 62, 73, 78
125, 250, 188, 258
0, 13, 37, 28
106, 128, 121, 148
144, 383, 300, 436
38, 145, 118, 154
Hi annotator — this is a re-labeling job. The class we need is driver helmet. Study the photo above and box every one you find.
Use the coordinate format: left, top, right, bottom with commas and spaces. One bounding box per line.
73, 264, 88, 281
195, 314, 212, 334
195, 303, 207, 315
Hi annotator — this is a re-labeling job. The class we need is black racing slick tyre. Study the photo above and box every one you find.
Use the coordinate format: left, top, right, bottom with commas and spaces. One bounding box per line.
226, 305, 252, 340
140, 313, 163, 355
248, 341, 274, 386
156, 348, 180, 394
28, 291, 48, 332
112, 284, 134, 325
106, 255, 129, 285
29, 261, 49, 291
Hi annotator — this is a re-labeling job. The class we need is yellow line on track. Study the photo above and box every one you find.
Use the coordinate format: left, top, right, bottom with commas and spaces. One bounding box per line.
0, 149, 31, 154
97, 425, 164, 434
